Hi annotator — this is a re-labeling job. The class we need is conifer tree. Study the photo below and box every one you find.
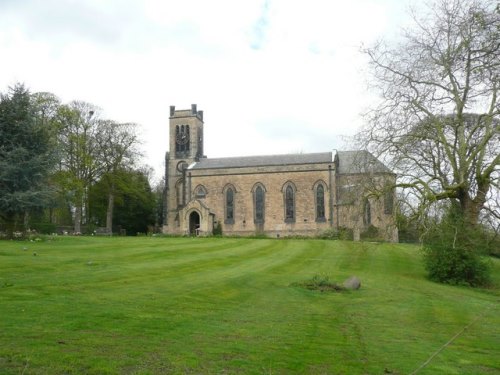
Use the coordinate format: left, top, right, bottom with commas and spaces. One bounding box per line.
0, 84, 55, 237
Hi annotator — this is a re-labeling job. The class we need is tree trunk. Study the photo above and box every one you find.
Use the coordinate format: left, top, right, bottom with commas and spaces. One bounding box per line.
106, 190, 114, 235
460, 196, 481, 228
74, 204, 82, 234
23, 211, 30, 236
4, 213, 15, 239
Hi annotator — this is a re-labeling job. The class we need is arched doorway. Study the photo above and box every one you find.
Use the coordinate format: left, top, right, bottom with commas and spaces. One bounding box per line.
189, 211, 201, 236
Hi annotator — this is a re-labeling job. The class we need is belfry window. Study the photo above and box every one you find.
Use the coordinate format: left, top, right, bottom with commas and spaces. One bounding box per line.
254, 185, 265, 223
175, 125, 190, 153
316, 184, 326, 221
225, 188, 234, 224
285, 185, 295, 222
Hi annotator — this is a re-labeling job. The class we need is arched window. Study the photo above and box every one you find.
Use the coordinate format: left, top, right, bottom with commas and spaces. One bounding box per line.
363, 200, 371, 226
225, 187, 234, 224
254, 185, 265, 223
175, 179, 184, 207
316, 184, 326, 221
384, 187, 394, 214
194, 185, 207, 199
175, 125, 190, 153
285, 185, 295, 222
281, 182, 297, 223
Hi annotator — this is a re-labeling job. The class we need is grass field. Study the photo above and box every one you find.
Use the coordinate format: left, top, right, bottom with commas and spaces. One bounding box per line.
0, 237, 499, 374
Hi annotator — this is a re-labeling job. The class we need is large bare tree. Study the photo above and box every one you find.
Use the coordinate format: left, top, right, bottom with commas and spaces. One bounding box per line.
360, 0, 500, 227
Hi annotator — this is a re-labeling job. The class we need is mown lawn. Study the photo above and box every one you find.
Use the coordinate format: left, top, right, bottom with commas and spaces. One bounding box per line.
0, 237, 499, 374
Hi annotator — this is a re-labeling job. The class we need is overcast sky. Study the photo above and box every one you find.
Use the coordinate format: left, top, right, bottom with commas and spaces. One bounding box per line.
0, 0, 414, 180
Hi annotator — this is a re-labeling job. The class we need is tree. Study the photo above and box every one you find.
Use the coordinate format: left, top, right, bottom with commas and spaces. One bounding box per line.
30, 92, 64, 229
89, 168, 156, 235
153, 178, 166, 232
55, 101, 102, 233
0, 84, 56, 237
360, 0, 499, 228
96, 120, 141, 234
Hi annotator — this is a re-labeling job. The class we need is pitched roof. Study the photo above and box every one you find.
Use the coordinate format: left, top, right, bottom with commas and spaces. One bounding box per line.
335, 150, 392, 174
189, 152, 333, 170
187, 150, 392, 174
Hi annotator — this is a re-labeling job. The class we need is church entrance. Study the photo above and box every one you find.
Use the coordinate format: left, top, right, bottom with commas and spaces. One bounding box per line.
189, 211, 201, 236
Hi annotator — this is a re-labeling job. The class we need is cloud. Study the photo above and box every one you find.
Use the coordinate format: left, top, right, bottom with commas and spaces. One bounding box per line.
0, 0, 412, 179
0, 1, 133, 45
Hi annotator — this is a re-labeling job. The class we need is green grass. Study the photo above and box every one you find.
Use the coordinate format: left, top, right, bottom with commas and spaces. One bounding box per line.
0, 237, 499, 374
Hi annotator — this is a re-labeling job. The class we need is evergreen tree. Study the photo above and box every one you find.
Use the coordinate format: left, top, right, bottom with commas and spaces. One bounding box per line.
0, 84, 55, 237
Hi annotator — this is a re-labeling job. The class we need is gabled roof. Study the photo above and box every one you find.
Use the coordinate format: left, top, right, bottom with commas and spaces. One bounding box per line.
187, 150, 392, 174
189, 152, 333, 170
335, 150, 393, 174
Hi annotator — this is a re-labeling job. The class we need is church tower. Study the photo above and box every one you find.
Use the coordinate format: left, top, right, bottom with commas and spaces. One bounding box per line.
168, 104, 204, 161
163, 104, 204, 231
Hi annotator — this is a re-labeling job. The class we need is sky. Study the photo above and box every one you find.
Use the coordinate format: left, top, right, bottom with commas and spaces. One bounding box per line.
0, 0, 414, 180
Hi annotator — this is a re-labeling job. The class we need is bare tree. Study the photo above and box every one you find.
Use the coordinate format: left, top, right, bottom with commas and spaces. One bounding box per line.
359, 0, 500, 227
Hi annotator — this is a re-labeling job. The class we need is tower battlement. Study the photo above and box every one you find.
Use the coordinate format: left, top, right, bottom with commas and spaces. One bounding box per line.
170, 104, 204, 121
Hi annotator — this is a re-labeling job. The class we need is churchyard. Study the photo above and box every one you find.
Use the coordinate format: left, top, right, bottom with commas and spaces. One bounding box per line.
0, 236, 498, 374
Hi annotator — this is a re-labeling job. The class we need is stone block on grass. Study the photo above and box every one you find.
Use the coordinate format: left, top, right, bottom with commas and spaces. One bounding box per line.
343, 276, 361, 290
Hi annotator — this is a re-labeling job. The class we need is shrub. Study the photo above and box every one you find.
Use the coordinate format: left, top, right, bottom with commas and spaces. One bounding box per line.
422, 210, 491, 287
361, 225, 382, 241
291, 274, 345, 292
338, 227, 354, 240
422, 243, 490, 286
318, 227, 353, 240
20, 222, 56, 235
318, 228, 339, 240
213, 222, 223, 236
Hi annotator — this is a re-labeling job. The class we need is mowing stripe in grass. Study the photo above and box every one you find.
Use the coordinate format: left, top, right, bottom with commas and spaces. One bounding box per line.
1, 237, 498, 374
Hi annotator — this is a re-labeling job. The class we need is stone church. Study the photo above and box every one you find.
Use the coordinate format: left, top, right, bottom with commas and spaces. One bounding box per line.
163, 105, 398, 241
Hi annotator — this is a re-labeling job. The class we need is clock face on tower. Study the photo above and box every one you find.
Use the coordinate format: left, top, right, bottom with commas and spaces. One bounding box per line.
176, 132, 189, 145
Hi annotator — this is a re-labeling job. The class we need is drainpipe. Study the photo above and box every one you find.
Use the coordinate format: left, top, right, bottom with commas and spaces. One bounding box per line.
182, 169, 186, 206
328, 165, 333, 227
164, 152, 169, 227
188, 172, 192, 202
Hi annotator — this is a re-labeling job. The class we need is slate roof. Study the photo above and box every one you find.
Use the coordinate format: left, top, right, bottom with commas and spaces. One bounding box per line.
335, 150, 393, 174
189, 152, 333, 170
188, 150, 392, 174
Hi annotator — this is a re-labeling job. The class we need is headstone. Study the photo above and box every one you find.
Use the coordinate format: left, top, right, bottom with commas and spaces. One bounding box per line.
343, 276, 361, 290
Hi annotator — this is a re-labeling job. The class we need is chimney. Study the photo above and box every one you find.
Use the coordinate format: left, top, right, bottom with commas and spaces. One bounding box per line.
170, 106, 175, 117
191, 104, 197, 115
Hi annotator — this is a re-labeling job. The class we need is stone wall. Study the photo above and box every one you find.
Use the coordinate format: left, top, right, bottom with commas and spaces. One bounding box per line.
163, 159, 398, 241
188, 162, 334, 237
336, 173, 398, 241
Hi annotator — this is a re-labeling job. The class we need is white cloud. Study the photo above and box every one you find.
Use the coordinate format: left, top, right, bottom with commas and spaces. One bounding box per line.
0, 0, 413, 180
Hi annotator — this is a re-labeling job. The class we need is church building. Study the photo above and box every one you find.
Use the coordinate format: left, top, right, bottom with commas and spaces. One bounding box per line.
163, 105, 398, 242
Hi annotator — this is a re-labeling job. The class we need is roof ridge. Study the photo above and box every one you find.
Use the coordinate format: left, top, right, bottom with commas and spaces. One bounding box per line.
190, 152, 333, 170
203, 151, 332, 160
